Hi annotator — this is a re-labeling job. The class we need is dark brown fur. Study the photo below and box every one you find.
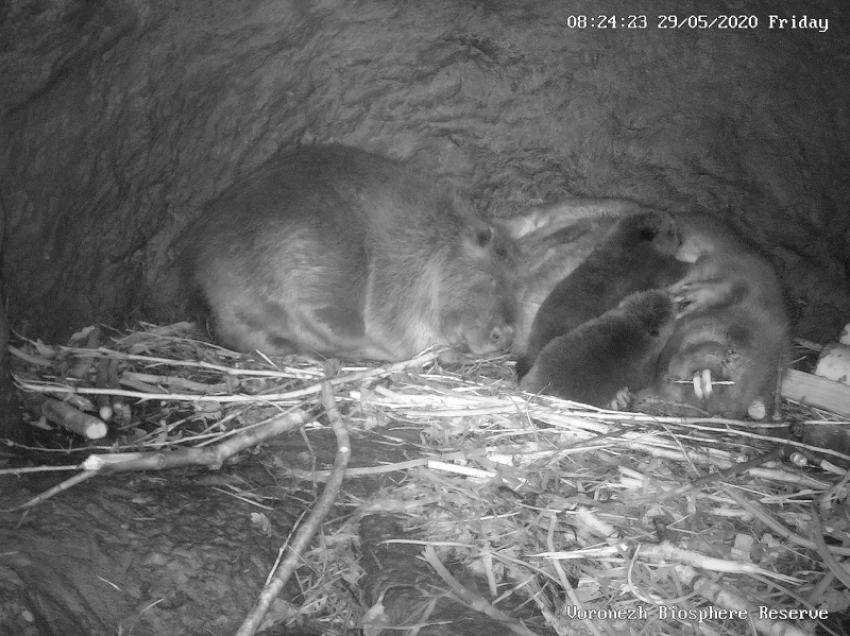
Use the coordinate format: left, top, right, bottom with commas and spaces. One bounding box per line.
642, 304, 789, 418
180, 145, 515, 360
516, 210, 688, 378
520, 290, 677, 408
670, 213, 788, 319
494, 198, 667, 357
637, 213, 792, 418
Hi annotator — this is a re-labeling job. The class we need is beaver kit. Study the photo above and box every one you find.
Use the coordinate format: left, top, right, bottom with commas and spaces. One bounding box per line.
516, 209, 688, 379
511, 204, 792, 418
520, 289, 678, 409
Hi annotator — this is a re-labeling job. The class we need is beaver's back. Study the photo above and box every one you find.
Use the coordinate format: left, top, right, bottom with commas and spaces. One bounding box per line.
182, 145, 514, 360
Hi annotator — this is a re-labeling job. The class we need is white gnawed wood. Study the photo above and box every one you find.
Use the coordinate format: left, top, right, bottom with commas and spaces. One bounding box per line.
781, 369, 850, 416
41, 398, 108, 439
839, 321, 850, 345
815, 343, 850, 385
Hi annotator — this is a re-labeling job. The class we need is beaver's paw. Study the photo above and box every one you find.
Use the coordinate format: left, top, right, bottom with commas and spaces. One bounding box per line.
607, 387, 633, 411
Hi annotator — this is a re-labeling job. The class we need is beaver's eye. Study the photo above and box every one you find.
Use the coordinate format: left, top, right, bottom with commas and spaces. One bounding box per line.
639, 227, 657, 241
475, 226, 493, 247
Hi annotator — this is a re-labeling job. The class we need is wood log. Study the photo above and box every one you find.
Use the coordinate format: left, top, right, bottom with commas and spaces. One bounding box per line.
781, 369, 850, 417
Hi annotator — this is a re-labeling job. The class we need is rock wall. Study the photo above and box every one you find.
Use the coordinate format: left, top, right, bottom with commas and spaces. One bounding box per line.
1, 0, 848, 342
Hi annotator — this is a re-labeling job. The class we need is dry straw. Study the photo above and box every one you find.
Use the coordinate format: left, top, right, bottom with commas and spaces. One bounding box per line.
6, 322, 850, 636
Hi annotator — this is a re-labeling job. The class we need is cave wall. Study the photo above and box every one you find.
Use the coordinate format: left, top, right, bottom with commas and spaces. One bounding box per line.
1, 0, 849, 343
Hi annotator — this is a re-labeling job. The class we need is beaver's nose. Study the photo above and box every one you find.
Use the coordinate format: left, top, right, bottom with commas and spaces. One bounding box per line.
489, 322, 515, 351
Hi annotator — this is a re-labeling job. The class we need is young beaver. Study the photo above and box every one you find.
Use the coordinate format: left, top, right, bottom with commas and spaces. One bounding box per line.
521, 290, 677, 409
517, 210, 688, 378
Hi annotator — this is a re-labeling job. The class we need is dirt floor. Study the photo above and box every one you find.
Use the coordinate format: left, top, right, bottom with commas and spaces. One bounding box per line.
0, 424, 416, 636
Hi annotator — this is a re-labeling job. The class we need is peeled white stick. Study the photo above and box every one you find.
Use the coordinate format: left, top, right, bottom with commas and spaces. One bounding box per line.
8, 411, 311, 512
95, 357, 113, 421
41, 398, 108, 439
235, 390, 347, 636
691, 370, 714, 399
701, 368, 713, 397
693, 374, 703, 399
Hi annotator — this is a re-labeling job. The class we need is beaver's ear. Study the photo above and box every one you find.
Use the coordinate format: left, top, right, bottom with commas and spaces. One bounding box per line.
457, 221, 496, 257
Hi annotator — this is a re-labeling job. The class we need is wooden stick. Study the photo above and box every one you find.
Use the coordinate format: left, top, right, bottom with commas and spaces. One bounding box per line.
673, 565, 809, 636
811, 490, 850, 592
651, 448, 783, 503
5, 470, 99, 511
782, 369, 850, 417
637, 541, 799, 583
8, 410, 310, 510
14, 348, 444, 405
235, 383, 351, 636
108, 357, 131, 423
422, 545, 541, 636
67, 326, 100, 379
84, 410, 310, 472
95, 357, 113, 421
545, 514, 602, 636
41, 398, 107, 439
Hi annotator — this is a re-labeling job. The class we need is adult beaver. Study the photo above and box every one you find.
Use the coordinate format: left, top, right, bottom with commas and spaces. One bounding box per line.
181, 145, 515, 361
638, 213, 792, 418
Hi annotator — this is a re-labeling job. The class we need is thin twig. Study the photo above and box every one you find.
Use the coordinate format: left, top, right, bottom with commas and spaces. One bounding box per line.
235, 382, 350, 636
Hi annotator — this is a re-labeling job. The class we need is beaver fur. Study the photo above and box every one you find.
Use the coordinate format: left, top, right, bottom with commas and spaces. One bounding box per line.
181, 145, 515, 360
638, 212, 792, 418
521, 290, 678, 408
516, 210, 688, 378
